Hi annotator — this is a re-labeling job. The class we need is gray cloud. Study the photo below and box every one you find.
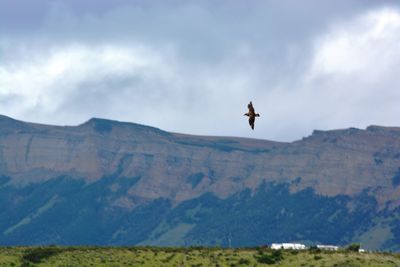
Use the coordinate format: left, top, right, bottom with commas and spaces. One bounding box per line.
1, 1, 400, 141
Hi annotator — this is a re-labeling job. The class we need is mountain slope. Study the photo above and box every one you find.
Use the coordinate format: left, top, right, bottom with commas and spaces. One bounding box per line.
0, 115, 399, 250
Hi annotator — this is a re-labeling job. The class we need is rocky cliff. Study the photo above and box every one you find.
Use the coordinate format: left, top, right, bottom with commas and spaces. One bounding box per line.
0, 115, 399, 250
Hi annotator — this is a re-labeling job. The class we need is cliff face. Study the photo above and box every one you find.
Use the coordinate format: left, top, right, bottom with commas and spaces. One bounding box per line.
1, 115, 400, 250
1, 115, 400, 205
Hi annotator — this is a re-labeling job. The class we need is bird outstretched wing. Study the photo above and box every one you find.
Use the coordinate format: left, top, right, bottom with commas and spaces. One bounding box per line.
249, 116, 255, 130
247, 102, 255, 114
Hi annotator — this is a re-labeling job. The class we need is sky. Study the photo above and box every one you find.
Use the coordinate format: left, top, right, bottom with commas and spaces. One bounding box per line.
1, 0, 400, 141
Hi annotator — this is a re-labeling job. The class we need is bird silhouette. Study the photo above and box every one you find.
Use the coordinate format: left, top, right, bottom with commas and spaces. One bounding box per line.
244, 101, 260, 130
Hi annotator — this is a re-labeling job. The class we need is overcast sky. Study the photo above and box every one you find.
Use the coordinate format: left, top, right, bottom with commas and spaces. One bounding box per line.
1, 0, 400, 141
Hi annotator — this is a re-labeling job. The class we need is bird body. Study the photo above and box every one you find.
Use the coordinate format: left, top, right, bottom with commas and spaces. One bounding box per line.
244, 101, 260, 130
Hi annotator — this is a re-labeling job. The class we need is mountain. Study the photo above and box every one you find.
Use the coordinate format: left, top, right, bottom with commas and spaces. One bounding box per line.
0, 115, 399, 250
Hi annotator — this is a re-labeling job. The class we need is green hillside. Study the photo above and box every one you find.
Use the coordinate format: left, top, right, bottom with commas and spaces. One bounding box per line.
0, 246, 399, 267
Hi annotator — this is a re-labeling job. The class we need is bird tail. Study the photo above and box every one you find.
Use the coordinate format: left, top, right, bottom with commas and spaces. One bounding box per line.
255, 113, 260, 117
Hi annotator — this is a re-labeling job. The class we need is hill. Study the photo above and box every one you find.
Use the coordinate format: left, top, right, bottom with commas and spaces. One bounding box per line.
0, 115, 399, 250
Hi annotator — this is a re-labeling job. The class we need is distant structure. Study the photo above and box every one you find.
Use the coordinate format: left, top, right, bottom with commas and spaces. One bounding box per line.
271, 243, 306, 250
317, 245, 339, 251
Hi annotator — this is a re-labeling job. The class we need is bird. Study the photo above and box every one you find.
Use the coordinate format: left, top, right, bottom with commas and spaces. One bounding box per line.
244, 101, 260, 130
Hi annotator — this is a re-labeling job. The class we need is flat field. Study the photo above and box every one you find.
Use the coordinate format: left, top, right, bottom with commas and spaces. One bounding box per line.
0, 246, 399, 266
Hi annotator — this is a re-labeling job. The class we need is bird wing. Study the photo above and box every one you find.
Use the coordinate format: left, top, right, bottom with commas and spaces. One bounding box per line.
247, 102, 255, 114
248, 116, 255, 129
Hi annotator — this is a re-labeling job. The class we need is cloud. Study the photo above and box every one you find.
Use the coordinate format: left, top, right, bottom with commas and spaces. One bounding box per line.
302, 8, 400, 128
1, 2, 399, 141
0, 41, 254, 134
310, 8, 400, 78
240, 6, 400, 140
0, 43, 176, 119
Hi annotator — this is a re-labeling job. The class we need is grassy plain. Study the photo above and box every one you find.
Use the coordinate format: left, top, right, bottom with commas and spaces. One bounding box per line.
0, 246, 399, 266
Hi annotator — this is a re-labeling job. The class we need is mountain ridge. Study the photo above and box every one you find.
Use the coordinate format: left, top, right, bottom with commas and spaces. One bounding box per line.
0, 115, 399, 250
1, 115, 399, 201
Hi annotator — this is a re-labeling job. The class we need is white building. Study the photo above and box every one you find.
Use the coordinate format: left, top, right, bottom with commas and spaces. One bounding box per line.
317, 245, 339, 251
271, 243, 306, 250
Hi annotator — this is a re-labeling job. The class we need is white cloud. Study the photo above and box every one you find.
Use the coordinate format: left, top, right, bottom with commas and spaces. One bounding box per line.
0, 41, 256, 136
302, 8, 400, 129
0, 44, 172, 118
1, 3, 400, 141
309, 8, 400, 79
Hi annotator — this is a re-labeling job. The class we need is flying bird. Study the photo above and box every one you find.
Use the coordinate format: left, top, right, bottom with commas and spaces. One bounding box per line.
244, 101, 260, 130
